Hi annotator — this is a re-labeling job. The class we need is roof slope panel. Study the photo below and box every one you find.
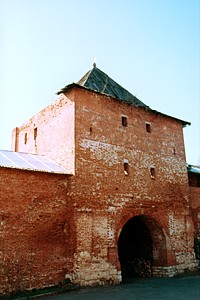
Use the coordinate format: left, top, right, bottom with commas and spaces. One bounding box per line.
0, 150, 70, 175
58, 65, 148, 108
77, 66, 148, 107
57, 65, 190, 127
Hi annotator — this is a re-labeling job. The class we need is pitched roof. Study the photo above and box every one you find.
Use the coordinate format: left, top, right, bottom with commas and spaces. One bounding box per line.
77, 66, 148, 108
57, 65, 148, 108
0, 150, 71, 175
57, 65, 190, 127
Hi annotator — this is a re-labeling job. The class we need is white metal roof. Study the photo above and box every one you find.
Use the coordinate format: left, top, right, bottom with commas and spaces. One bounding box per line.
0, 150, 71, 175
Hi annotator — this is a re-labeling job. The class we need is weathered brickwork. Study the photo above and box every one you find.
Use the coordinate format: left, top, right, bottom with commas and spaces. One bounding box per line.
188, 171, 200, 261
1, 80, 198, 295
0, 168, 74, 295
190, 186, 200, 238
11, 91, 75, 173
68, 88, 197, 284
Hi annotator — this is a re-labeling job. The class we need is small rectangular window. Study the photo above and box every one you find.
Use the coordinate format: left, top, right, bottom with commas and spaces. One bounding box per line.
34, 127, 37, 140
122, 116, 128, 127
124, 159, 129, 175
150, 167, 155, 179
146, 122, 151, 133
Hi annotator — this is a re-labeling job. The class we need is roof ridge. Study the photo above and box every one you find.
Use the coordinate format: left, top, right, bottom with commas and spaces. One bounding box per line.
56, 66, 190, 127
0, 149, 45, 156
77, 68, 93, 86
81, 66, 148, 108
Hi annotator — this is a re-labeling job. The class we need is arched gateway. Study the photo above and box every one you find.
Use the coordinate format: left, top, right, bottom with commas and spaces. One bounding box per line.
118, 215, 167, 281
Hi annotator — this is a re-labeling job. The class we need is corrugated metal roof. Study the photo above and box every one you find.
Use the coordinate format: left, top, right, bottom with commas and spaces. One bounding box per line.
57, 65, 190, 127
0, 150, 71, 175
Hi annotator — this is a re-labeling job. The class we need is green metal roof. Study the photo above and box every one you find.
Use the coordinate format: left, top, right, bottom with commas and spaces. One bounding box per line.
77, 66, 148, 108
57, 65, 148, 108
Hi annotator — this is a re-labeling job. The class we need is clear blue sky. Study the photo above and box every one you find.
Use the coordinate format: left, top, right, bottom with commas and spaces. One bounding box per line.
1, 0, 200, 165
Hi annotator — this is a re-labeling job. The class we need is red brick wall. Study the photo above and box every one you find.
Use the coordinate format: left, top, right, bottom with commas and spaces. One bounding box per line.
190, 186, 200, 238
74, 87, 189, 203
0, 168, 74, 295
10, 86, 197, 287
69, 87, 196, 283
11, 93, 75, 173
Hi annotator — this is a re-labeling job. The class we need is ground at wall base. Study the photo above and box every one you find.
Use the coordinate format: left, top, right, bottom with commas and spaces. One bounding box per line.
0, 280, 79, 300
2, 266, 199, 300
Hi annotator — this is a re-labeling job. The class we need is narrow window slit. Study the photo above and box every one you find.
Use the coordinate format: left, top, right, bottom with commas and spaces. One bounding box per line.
24, 133, 27, 144
150, 167, 155, 179
124, 159, 129, 175
146, 122, 151, 133
122, 116, 128, 127
34, 127, 37, 140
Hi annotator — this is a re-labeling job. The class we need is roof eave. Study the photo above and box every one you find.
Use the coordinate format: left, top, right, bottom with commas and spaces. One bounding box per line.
57, 83, 148, 108
151, 109, 191, 127
0, 164, 73, 175
56, 83, 78, 95
57, 85, 191, 127
187, 165, 200, 174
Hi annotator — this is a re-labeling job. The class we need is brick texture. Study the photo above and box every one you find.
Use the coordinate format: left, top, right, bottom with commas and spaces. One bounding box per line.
11, 92, 75, 173
190, 186, 200, 238
0, 168, 74, 295
1, 86, 198, 295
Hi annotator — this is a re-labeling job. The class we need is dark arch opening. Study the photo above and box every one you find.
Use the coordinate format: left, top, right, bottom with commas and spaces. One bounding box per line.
118, 216, 153, 280
118, 215, 165, 282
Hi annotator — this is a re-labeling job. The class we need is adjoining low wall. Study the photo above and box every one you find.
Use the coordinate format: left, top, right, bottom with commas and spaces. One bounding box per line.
0, 167, 73, 296
0, 166, 198, 295
189, 186, 200, 262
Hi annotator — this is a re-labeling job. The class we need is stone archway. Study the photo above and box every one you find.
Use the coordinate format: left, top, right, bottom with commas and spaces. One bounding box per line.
118, 215, 167, 281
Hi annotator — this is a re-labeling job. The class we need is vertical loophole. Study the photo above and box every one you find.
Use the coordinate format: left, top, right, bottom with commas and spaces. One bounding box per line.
124, 161, 129, 175
122, 116, 128, 127
34, 127, 37, 140
146, 123, 151, 133
150, 167, 155, 179
24, 133, 27, 144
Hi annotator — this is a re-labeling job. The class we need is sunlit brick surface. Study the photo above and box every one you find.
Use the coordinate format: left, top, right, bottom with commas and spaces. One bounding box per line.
1, 86, 198, 295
